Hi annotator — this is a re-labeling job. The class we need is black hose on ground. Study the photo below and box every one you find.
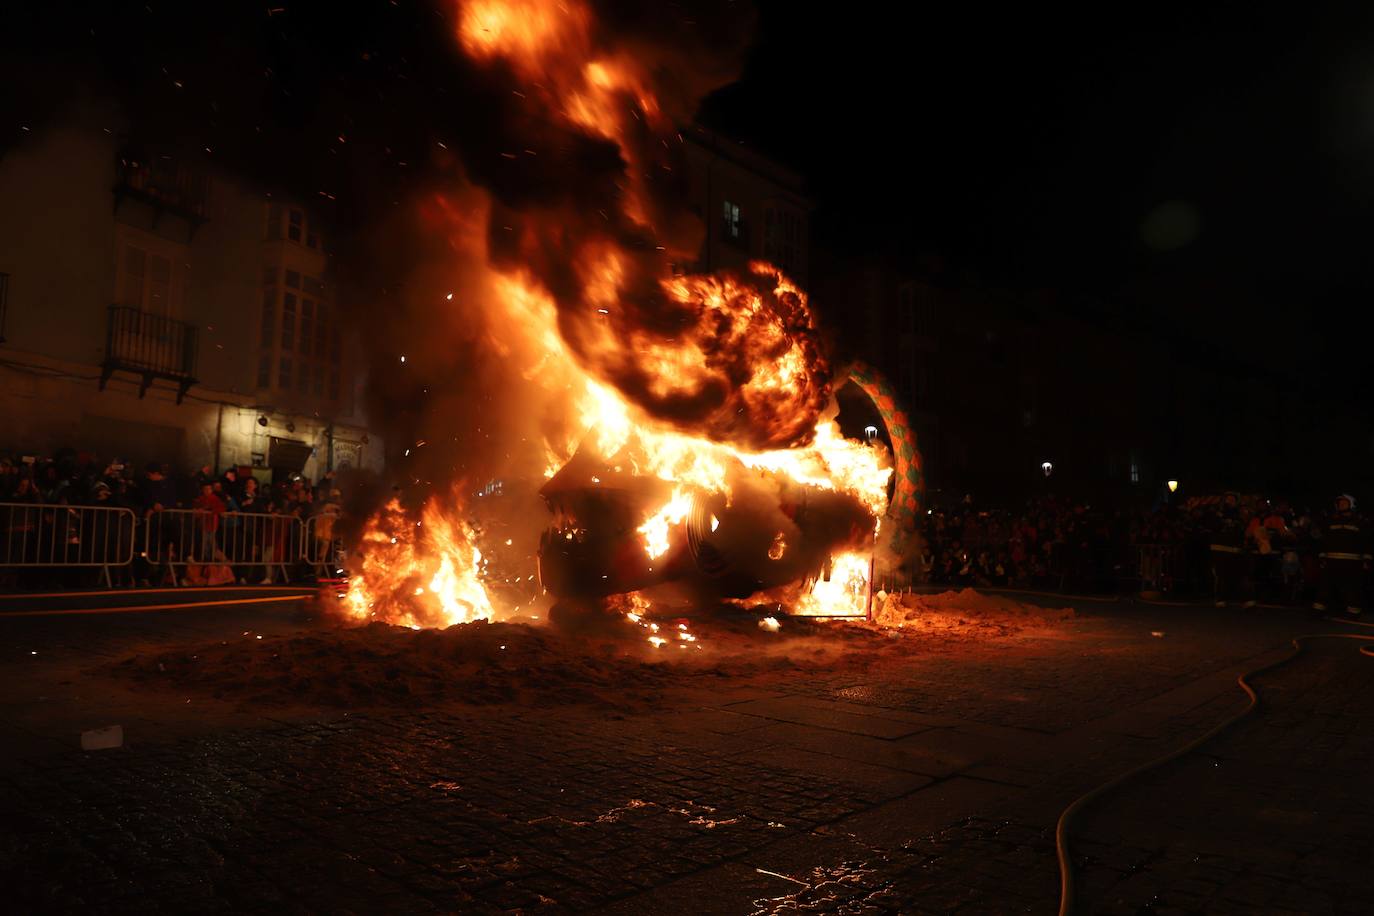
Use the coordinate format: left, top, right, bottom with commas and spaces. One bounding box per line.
1055, 629, 1374, 916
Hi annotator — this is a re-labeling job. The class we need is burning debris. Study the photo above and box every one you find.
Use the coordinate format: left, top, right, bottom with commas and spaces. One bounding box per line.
343, 0, 922, 629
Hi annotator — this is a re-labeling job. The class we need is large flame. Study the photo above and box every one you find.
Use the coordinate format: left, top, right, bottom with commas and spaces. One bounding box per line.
345, 0, 891, 626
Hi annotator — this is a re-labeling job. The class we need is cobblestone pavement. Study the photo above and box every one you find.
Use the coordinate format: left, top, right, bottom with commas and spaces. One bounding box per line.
1, 599, 1370, 913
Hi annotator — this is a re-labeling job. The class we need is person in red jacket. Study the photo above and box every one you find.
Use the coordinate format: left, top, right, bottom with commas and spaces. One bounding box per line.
191, 483, 226, 562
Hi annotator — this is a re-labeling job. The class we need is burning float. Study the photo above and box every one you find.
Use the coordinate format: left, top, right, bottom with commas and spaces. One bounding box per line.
341, 0, 923, 632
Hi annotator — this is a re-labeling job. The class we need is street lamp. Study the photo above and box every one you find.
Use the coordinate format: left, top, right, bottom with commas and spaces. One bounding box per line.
1167, 479, 1179, 493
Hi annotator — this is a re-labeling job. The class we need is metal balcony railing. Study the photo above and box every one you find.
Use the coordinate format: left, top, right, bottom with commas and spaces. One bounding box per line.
114, 154, 210, 226
100, 305, 199, 402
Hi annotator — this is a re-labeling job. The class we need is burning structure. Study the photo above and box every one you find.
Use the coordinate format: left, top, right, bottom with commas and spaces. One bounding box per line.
343, 0, 922, 630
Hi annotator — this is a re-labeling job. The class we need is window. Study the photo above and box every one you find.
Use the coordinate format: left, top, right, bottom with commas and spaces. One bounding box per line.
313, 364, 324, 396
119, 243, 177, 316
315, 316, 328, 356
1129, 453, 1141, 483
282, 293, 296, 350
303, 276, 324, 296
763, 207, 800, 273
288, 209, 303, 242
257, 354, 271, 389
331, 328, 341, 364
145, 254, 171, 314
297, 361, 309, 394
306, 229, 319, 249
300, 299, 314, 356
722, 200, 741, 240
285, 270, 300, 289
260, 288, 275, 348
121, 246, 146, 307
328, 369, 340, 402
278, 356, 292, 389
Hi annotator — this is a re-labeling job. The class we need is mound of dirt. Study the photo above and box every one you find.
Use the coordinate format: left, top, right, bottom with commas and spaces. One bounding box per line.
105, 614, 894, 710
104, 591, 1075, 709
871, 588, 1074, 636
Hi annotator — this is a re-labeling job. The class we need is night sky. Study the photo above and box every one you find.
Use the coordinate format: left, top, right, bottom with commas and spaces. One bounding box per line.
6, 0, 1372, 399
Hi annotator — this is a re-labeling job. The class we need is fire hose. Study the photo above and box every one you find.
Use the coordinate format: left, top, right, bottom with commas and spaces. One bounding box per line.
1055, 630, 1374, 916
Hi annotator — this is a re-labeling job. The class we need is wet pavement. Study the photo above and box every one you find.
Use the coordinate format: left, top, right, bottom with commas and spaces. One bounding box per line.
1, 596, 1370, 914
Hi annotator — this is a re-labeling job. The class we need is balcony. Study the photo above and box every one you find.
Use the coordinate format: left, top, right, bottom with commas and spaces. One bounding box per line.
113, 153, 210, 237
100, 306, 199, 403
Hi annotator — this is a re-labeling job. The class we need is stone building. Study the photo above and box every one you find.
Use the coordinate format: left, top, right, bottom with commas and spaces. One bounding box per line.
0, 103, 383, 482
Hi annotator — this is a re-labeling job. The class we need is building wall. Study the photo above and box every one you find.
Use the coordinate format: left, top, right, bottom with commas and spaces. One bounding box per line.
0, 119, 117, 367
682, 129, 811, 289
0, 105, 382, 480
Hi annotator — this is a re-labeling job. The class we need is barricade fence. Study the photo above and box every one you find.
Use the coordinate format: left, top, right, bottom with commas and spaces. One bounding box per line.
0, 502, 138, 586
301, 514, 345, 576
0, 504, 348, 587
143, 509, 300, 583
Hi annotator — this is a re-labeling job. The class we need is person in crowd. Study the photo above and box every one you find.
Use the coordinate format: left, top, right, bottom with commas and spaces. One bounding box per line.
1207, 493, 1249, 607
221, 467, 241, 502
191, 482, 227, 566
238, 476, 262, 512
1313, 493, 1368, 618
311, 488, 344, 574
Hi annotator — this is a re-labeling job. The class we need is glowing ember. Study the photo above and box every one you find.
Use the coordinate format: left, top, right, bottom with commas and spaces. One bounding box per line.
345, 498, 494, 629
768, 532, 787, 561
795, 552, 872, 617
637, 488, 693, 560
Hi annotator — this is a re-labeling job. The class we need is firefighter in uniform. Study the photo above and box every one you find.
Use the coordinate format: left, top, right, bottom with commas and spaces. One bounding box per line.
1313, 494, 1369, 618
1208, 492, 1247, 607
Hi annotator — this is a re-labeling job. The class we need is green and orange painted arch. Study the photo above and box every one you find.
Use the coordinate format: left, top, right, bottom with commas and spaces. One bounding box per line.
845, 361, 924, 537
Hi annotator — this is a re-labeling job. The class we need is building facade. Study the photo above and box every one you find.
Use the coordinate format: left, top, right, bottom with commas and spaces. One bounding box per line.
0, 105, 383, 482
681, 127, 812, 289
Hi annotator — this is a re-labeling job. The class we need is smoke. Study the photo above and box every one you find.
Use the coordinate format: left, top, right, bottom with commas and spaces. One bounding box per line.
349, 0, 837, 502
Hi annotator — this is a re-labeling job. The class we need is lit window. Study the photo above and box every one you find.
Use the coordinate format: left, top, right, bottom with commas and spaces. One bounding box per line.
722, 200, 741, 239
1129, 454, 1140, 483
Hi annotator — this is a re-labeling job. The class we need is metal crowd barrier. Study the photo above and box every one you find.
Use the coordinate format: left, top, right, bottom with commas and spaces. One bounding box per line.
143, 509, 299, 584
301, 514, 344, 576
0, 502, 138, 587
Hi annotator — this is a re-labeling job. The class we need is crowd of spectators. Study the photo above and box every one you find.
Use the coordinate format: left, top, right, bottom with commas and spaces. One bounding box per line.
0, 448, 343, 587
919, 494, 1351, 606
